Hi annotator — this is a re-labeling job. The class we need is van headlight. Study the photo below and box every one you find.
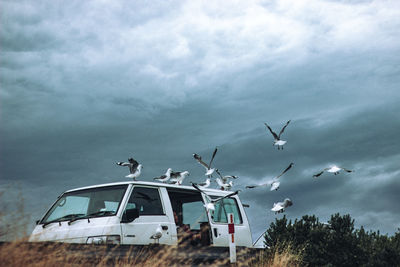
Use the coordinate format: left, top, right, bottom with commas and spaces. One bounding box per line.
86, 235, 121, 245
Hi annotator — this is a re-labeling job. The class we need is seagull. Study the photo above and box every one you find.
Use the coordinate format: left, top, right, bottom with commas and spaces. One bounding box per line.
193, 147, 218, 176
215, 169, 238, 184
191, 183, 240, 211
246, 163, 294, 191
313, 165, 354, 178
271, 198, 293, 214
169, 171, 190, 185
215, 169, 235, 190
150, 224, 163, 243
153, 168, 173, 182
264, 120, 291, 150
197, 178, 211, 188
216, 177, 233, 191
116, 158, 143, 180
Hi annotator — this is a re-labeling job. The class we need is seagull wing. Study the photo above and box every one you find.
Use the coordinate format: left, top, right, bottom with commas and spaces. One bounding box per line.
211, 191, 240, 203
313, 169, 326, 178
193, 154, 210, 169
209, 147, 218, 168
191, 183, 211, 202
116, 162, 130, 167
271, 203, 283, 211
128, 158, 139, 173
245, 181, 271, 189
170, 171, 182, 178
278, 120, 291, 138
154, 174, 167, 181
341, 167, 353, 173
276, 163, 294, 179
215, 169, 224, 179
264, 123, 279, 140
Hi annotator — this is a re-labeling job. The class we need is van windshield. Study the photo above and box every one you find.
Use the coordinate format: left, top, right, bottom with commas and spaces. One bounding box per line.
41, 185, 128, 224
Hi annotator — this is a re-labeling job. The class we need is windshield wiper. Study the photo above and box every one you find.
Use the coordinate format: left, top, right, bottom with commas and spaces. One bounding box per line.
68, 210, 115, 225
42, 213, 85, 228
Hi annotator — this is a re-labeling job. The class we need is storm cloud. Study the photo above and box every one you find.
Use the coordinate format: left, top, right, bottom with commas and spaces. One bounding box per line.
1, 0, 400, 239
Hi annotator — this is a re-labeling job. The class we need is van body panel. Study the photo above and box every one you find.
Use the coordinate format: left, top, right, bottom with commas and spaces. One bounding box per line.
29, 217, 122, 243
30, 181, 254, 248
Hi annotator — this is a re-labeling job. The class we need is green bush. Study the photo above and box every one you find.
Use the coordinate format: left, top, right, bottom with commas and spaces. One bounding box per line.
264, 213, 400, 267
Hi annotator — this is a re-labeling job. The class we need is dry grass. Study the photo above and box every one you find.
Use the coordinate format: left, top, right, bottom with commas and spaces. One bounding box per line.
0, 240, 303, 266
249, 245, 304, 267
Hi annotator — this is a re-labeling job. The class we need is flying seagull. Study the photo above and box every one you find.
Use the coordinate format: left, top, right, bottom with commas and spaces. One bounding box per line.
116, 158, 143, 180
215, 169, 238, 184
264, 120, 291, 150
271, 198, 293, 214
169, 171, 190, 185
193, 147, 218, 176
191, 183, 240, 211
246, 163, 294, 191
313, 165, 354, 178
153, 168, 173, 182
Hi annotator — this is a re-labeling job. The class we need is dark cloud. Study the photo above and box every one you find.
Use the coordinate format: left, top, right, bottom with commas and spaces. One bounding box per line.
1, 0, 400, 240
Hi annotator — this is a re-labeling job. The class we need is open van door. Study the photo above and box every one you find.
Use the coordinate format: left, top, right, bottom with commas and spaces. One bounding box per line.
204, 194, 253, 247
120, 185, 175, 245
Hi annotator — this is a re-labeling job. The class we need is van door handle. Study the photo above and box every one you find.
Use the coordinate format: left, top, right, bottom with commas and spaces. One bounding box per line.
161, 225, 168, 231
213, 228, 218, 238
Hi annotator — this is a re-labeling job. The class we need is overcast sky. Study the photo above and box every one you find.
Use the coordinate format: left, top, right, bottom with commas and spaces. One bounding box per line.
1, 0, 400, 240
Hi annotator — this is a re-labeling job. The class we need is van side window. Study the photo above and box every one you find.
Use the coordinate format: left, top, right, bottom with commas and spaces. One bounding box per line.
125, 187, 164, 215
211, 198, 243, 224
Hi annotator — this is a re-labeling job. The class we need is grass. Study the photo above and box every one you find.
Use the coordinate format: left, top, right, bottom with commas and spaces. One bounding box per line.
0, 240, 303, 266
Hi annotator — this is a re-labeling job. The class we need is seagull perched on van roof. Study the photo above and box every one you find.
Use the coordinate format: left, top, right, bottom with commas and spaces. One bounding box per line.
271, 198, 293, 214
116, 158, 142, 180
313, 165, 354, 178
168, 170, 190, 185
246, 163, 294, 191
191, 183, 240, 211
264, 120, 291, 150
153, 168, 173, 183
193, 147, 218, 176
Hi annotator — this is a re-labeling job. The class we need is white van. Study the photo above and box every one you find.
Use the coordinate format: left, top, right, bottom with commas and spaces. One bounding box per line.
29, 181, 255, 247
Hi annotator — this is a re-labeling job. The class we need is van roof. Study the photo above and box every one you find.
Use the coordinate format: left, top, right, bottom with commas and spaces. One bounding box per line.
65, 180, 234, 196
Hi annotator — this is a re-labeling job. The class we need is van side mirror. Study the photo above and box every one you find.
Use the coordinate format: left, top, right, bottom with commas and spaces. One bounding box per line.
121, 208, 139, 223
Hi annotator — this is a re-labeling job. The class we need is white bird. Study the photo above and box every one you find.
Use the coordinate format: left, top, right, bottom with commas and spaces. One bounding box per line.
246, 163, 294, 191
313, 165, 354, 178
216, 177, 233, 191
214, 169, 235, 190
271, 198, 293, 214
153, 168, 173, 182
264, 120, 291, 150
197, 178, 211, 188
116, 158, 143, 180
150, 224, 163, 243
215, 169, 238, 184
191, 183, 240, 211
193, 147, 218, 176
169, 171, 190, 185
